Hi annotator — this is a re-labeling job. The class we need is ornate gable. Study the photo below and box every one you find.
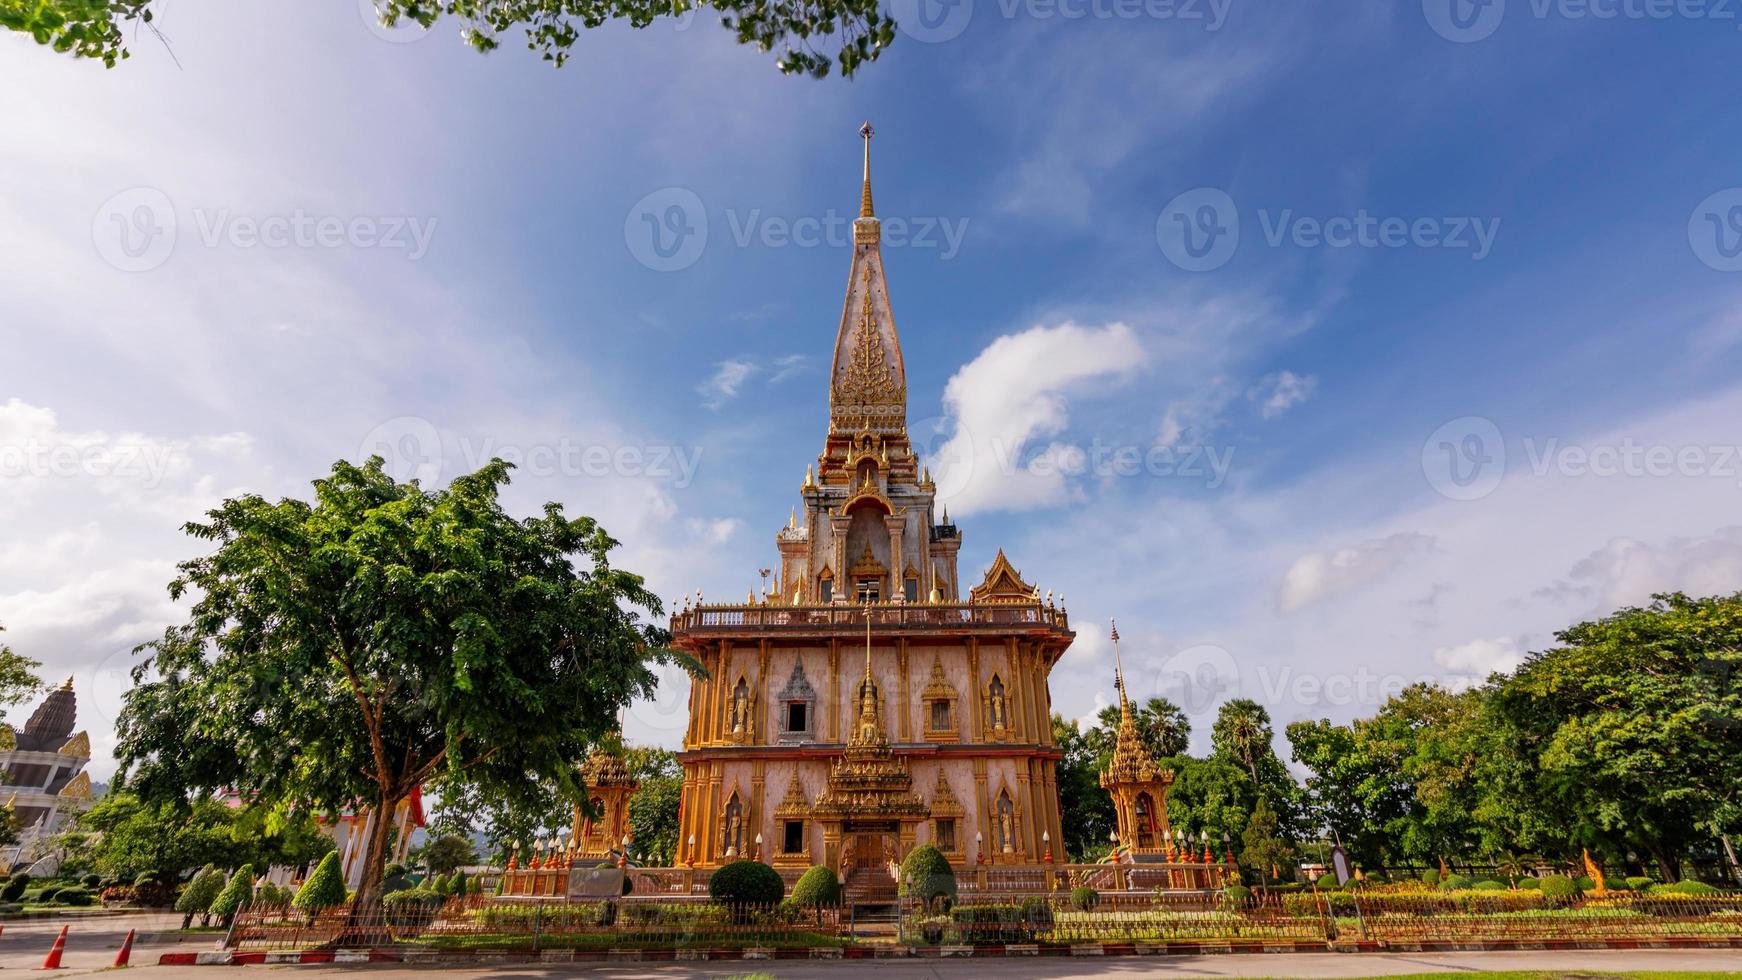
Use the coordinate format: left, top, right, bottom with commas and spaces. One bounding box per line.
969, 549, 1038, 604
929, 770, 965, 818
59, 731, 90, 758
773, 771, 810, 818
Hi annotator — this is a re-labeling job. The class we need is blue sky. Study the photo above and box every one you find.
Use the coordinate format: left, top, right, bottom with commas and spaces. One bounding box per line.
4, 0, 1742, 774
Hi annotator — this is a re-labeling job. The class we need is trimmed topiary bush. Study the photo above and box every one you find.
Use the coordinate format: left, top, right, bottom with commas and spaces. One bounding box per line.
1421, 869, 1441, 886
209, 865, 255, 924
791, 866, 842, 910
707, 860, 785, 908
1221, 884, 1254, 908
1472, 880, 1507, 891
1439, 874, 1473, 892
1315, 872, 1340, 890
80, 874, 100, 890
899, 844, 957, 914
293, 853, 347, 913
1574, 876, 1596, 891
1662, 880, 1720, 895
1539, 874, 1579, 907
450, 870, 468, 897
56, 886, 93, 907
176, 865, 226, 927
1517, 877, 1541, 890
1625, 876, 1656, 892
0, 874, 27, 903
1069, 886, 1099, 911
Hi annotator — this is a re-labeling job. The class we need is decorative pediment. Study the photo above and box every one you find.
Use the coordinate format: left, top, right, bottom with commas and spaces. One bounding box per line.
57, 771, 92, 800
969, 549, 1037, 604
58, 731, 90, 758
848, 544, 888, 580
921, 657, 956, 702
929, 770, 964, 818
777, 662, 818, 703
773, 771, 810, 818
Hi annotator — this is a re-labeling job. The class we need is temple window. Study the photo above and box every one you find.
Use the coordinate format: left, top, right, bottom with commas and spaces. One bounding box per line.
819, 575, 834, 603
935, 818, 956, 853
776, 662, 818, 744
855, 580, 880, 603
782, 820, 805, 855
929, 699, 950, 732
904, 577, 919, 602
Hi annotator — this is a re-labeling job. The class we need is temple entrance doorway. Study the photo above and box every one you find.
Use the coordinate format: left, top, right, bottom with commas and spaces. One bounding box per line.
840, 827, 899, 905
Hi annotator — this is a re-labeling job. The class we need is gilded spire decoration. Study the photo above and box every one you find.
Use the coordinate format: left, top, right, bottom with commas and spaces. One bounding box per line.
1103, 620, 1162, 786
859, 120, 875, 219
838, 267, 902, 407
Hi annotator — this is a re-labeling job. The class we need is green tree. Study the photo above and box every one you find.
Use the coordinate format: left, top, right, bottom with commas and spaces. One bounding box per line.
415, 834, 477, 878
1489, 592, 1742, 880
1211, 699, 1305, 840
175, 865, 225, 928
1085, 697, 1191, 762
0, 622, 43, 713
1050, 714, 1115, 860
75, 790, 333, 884
208, 864, 255, 924
1287, 717, 1413, 871
5, 0, 895, 77
1240, 797, 1292, 890
117, 458, 681, 912
626, 746, 681, 866
294, 852, 348, 912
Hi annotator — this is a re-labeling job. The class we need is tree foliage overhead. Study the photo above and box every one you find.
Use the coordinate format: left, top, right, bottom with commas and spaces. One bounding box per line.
0, 622, 43, 711
116, 457, 679, 910
5, 0, 896, 77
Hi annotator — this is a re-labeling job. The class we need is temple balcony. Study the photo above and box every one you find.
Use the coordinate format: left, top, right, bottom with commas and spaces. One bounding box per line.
669, 600, 1071, 642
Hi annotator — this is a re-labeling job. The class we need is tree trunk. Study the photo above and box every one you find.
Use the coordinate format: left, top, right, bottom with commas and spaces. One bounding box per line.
1648, 845, 1679, 883
1722, 835, 1742, 887
343, 791, 404, 940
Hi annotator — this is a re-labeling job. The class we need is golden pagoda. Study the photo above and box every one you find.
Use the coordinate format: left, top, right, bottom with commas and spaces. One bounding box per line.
1100, 621, 1175, 856
669, 123, 1074, 893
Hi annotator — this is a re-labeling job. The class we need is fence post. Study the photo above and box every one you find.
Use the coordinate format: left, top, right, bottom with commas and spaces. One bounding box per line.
533, 902, 543, 953
1351, 886, 1370, 942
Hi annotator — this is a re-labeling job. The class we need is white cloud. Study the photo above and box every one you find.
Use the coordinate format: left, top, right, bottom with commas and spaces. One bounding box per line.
1545, 528, 1742, 614
1251, 370, 1318, 420
930, 321, 1145, 515
1278, 532, 1437, 613
698, 359, 758, 410
1431, 637, 1526, 680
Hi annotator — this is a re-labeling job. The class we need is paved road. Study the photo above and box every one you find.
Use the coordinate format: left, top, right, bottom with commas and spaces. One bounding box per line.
2, 914, 1740, 977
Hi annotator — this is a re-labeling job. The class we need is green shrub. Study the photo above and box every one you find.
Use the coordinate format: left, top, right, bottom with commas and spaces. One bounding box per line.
209, 865, 255, 920
791, 866, 842, 909
1539, 875, 1579, 907
80, 874, 100, 890
1517, 877, 1541, 890
1574, 876, 1596, 891
0, 879, 14, 905
133, 872, 159, 887
1019, 896, 1053, 932
951, 903, 1036, 943
450, 870, 468, 897
899, 845, 957, 913
1439, 874, 1473, 891
1625, 876, 1656, 892
1221, 884, 1254, 908
707, 860, 784, 907
1315, 872, 1340, 890
1069, 886, 1099, 911
1472, 880, 1507, 891
56, 886, 93, 907
1421, 869, 1441, 886
0, 902, 20, 915
37, 885, 64, 903
293, 853, 347, 912
1662, 880, 1719, 895
176, 866, 225, 918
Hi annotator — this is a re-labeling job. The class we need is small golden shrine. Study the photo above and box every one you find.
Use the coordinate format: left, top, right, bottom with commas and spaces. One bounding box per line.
1100, 621, 1176, 856
572, 734, 639, 861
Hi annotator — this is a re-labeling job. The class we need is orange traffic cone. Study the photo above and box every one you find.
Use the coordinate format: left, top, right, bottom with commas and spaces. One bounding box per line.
114, 928, 136, 967
41, 924, 68, 969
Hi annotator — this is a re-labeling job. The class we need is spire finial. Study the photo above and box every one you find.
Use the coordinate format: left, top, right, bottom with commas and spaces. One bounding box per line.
1111, 619, 1131, 719
858, 120, 876, 219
